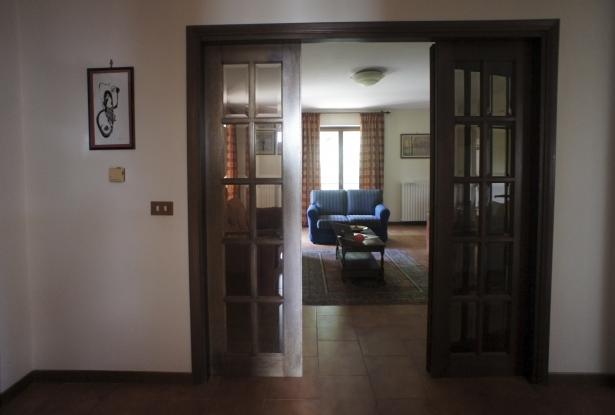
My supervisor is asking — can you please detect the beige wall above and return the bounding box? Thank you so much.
[384,109,430,221]
[7,0,615,388]
[0,0,32,393]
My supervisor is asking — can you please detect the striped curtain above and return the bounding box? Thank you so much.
[302,113,321,227]
[225,125,238,199]
[359,113,385,189]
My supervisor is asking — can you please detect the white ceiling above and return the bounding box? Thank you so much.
[301,42,432,111]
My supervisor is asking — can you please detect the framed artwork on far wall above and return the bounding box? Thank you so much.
[400,133,430,158]
[87,67,135,150]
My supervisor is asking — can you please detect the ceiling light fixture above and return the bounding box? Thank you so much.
[351,68,385,86]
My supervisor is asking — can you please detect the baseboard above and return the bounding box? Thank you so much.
[0,370,193,407]
[0,371,34,407]
[548,372,615,387]
[389,221,427,225]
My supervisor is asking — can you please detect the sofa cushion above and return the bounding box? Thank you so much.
[347,189,382,215]
[346,214,382,229]
[316,215,349,230]
[310,190,347,215]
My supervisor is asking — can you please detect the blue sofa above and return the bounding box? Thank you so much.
[307,189,390,244]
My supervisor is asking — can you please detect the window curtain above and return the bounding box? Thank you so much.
[359,112,385,189]
[302,113,321,227]
[225,125,238,199]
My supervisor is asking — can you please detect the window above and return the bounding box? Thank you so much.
[320,127,360,190]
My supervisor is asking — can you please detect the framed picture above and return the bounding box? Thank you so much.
[255,128,276,155]
[87,67,135,150]
[400,133,430,158]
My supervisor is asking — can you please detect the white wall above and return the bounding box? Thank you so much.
[0,0,32,393]
[10,0,615,384]
[384,109,430,221]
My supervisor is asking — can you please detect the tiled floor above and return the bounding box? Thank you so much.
[3,226,614,414]
[4,305,615,414]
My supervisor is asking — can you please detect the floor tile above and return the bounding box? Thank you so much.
[364,356,429,399]
[266,377,320,399]
[318,323,357,341]
[357,327,409,356]
[376,398,439,415]
[303,306,317,328]
[262,399,320,415]
[303,326,318,357]
[318,376,374,401]
[318,341,367,375]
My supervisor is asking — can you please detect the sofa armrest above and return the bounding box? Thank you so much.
[375,204,390,223]
[307,204,320,221]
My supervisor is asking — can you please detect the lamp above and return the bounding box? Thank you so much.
[351,68,385,86]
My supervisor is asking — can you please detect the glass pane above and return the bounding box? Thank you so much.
[450,301,477,353]
[255,63,282,117]
[258,303,283,353]
[224,124,249,179]
[223,64,249,118]
[320,131,340,190]
[454,69,465,116]
[488,183,512,235]
[225,243,251,296]
[485,243,512,295]
[491,126,512,177]
[256,185,283,239]
[483,302,510,352]
[255,123,282,178]
[470,70,481,116]
[454,125,465,177]
[454,125,480,177]
[257,244,283,297]
[489,66,512,116]
[227,303,252,353]
[224,185,250,238]
[342,130,360,189]
[453,183,480,235]
[452,243,478,295]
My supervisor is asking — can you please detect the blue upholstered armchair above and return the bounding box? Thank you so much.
[307,189,390,244]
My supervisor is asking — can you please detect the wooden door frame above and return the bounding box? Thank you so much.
[186,19,559,384]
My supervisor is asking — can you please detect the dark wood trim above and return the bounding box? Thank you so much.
[186,19,559,384]
[548,373,615,387]
[0,370,192,407]
[0,371,34,407]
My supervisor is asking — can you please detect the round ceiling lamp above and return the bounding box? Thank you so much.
[351,68,385,86]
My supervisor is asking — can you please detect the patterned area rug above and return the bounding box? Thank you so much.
[302,248,428,305]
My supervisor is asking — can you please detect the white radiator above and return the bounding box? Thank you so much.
[401,182,430,222]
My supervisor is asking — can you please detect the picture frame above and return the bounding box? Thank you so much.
[255,128,276,155]
[400,133,430,158]
[87,67,135,150]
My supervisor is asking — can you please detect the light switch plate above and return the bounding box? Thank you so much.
[151,201,174,216]
[109,167,125,183]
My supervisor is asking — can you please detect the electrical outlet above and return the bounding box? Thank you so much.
[151,201,174,216]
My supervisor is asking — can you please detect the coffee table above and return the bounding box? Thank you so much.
[333,225,386,283]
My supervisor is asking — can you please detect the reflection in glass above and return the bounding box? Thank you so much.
[452,243,479,295]
[483,302,510,352]
[255,123,282,178]
[224,184,250,238]
[256,185,283,239]
[454,125,480,177]
[224,124,250,179]
[227,303,252,353]
[258,303,283,353]
[223,64,249,117]
[491,126,512,177]
[453,183,480,235]
[485,243,512,294]
[470,71,481,116]
[257,244,283,297]
[450,301,477,353]
[490,73,511,116]
[255,63,282,117]
[225,243,251,296]
[488,183,512,235]
[454,69,465,116]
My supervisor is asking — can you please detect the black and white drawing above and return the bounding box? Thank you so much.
[88,67,135,149]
